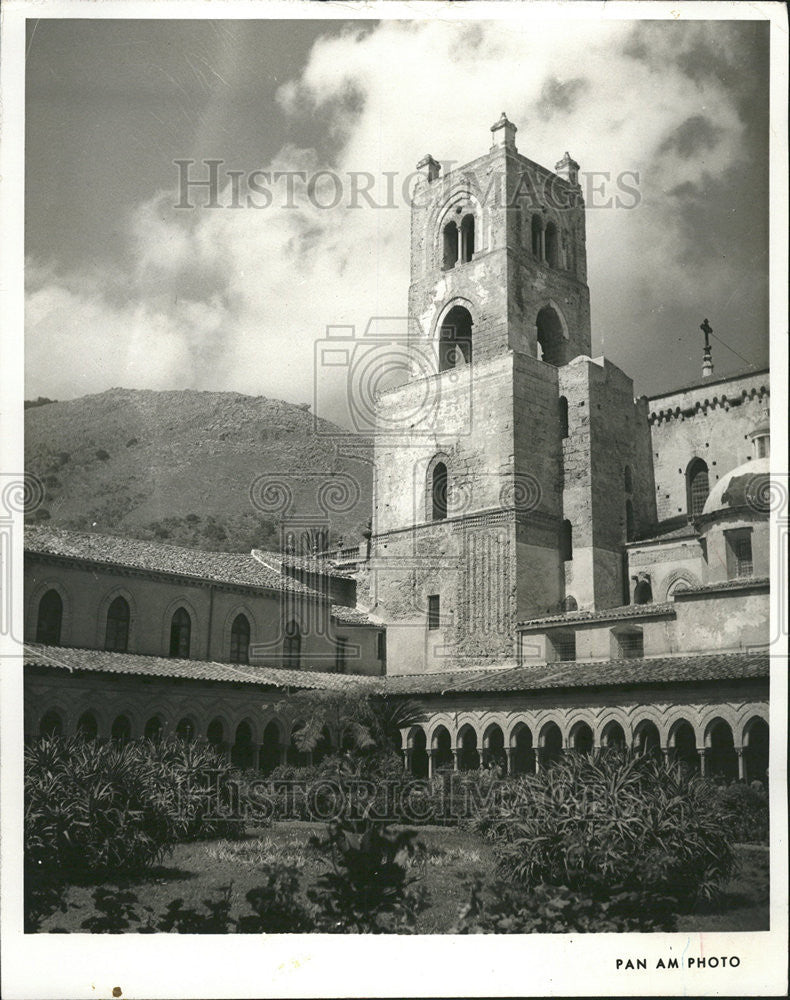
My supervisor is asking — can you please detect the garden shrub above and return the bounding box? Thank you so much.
[453,879,678,934]
[713,782,769,844]
[308,819,428,933]
[488,751,735,908]
[25,736,242,883]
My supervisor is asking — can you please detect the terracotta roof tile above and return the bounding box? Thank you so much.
[24,646,767,696]
[673,576,769,596]
[25,527,319,596]
[519,602,675,630]
[24,644,374,690]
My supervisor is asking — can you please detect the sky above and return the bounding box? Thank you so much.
[25,16,770,424]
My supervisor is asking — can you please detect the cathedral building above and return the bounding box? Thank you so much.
[23,116,770,785]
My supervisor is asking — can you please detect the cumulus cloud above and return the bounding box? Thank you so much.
[25,18,764,415]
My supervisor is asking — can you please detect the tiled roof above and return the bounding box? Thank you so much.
[252,549,355,581]
[25,527,319,596]
[628,522,698,545]
[24,644,374,691]
[519,602,675,630]
[331,605,379,626]
[674,577,769,596]
[24,645,767,696]
[377,651,769,694]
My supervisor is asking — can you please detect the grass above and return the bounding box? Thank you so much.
[34,824,769,934]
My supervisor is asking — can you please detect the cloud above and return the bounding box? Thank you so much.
[26,19,764,412]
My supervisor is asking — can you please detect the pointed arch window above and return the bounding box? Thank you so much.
[230,613,250,664]
[531,214,543,257]
[36,589,62,645]
[169,607,191,658]
[442,221,458,270]
[545,222,559,268]
[431,461,448,521]
[104,595,130,652]
[460,214,475,262]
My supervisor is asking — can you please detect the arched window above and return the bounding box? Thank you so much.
[111,715,132,741]
[625,499,635,542]
[169,607,191,658]
[624,465,633,493]
[545,222,559,268]
[144,716,164,741]
[207,718,225,749]
[283,620,301,669]
[536,305,566,366]
[439,305,473,372]
[104,595,130,652]
[460,214,475,263]
[531,214,543,257]
[634,579,653,605]
[686,458,709,516]
[176,717,196,741]
[442,220,458,270]
[560,520,573,561]
[76,711,98,740]
[39,709,63,738]
[36,589,62,645]
[431,462,448,521]
[559,396,569,439]
[229,613,250,664]
[231,721,255,770]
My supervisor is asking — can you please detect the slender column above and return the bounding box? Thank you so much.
[661,747,670,768]
[736,747,746,781]
[504,747,513,776]
[452,748,459,772]
[540,229,546,261]
[698,747,708,776]
[402,749,412,773]
[534,748,542,773]
[457,227,463,265]
[427,749,434,780]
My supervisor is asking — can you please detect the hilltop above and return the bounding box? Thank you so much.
[25,388,372,553]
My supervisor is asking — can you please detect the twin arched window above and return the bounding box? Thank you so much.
[442,214,475,270]
[169,607,191,659]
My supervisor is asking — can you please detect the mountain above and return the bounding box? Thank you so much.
[25,388,373,553]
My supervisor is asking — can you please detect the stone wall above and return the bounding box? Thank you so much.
[25,555,383,674]
[647,370,769,521]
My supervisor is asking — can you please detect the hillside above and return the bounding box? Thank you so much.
[25,388,373,553]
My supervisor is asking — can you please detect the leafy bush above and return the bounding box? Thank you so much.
[453,879,677,934]
[307,819,427,933]
[25,737,241,881]
[713,782,769,844]
[488,751,735,908]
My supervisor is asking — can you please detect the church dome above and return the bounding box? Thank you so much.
[702,457,770,516]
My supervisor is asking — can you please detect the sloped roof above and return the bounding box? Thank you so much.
[331,605,379,626]
[519,602,675,630]
[24,645,767,696]
[379,651,769,694]
[24,644,374,690]
[25,527,319,596]
[252,549,356,581]
[673,577,769,596]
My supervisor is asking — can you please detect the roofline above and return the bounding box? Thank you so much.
[24,548,329,602]
[646,366,769,402]
[518,604,676,631]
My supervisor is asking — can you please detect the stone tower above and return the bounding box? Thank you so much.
[369,115,655,674]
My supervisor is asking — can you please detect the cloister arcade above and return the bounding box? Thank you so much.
[399,706,769,784]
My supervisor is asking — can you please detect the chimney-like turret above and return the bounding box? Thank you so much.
[555,151,580,186]
[490,111,518,151]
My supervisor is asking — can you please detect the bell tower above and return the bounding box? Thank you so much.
[368,116,650,675]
